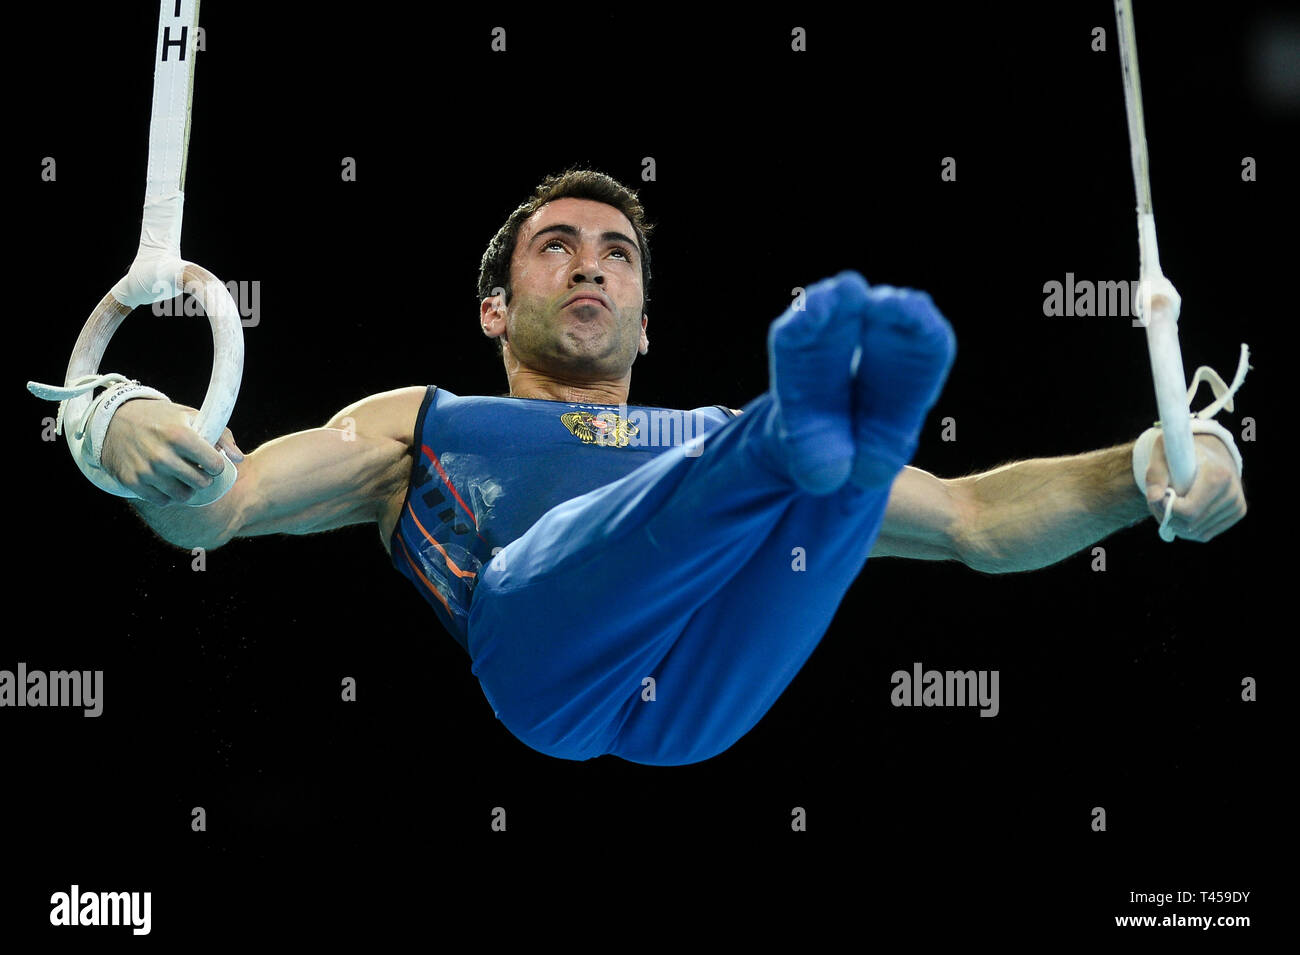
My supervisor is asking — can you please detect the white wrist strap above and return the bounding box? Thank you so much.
[29,373,171,499]
[1132,344,1250,541]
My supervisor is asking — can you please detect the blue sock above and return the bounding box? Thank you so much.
[766,272,866,494]
[850,285,956,489]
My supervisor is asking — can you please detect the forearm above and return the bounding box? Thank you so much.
[130,492,241,552]
[116,388,420,552]
[128,427,402,550]
[953,442,1149,574]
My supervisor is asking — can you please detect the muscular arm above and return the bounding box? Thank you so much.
[871,444,1150,573]
[724,406,1138,569]
[130,387,422,551]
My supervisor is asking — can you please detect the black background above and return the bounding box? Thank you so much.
[4,1,1288,942]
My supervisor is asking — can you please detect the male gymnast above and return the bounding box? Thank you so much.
[98,170,1248,766]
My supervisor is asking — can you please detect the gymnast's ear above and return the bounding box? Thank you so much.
[480,293,506,339]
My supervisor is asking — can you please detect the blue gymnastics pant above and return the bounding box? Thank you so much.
[467,390,890,766]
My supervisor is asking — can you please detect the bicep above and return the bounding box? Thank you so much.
[232,430,410,540]
[728,410,966,560]
[869,466,971,562]
[231,388,422,541]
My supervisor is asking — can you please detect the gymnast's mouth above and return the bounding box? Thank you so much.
[562,290,611,310]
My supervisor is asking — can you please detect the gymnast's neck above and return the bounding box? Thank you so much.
[501,364,633,406]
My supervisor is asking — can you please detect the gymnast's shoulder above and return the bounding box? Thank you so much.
[325,386,429,445]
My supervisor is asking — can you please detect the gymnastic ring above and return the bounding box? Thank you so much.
[61,262,244,507]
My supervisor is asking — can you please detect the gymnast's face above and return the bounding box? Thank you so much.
[489,198,649,380]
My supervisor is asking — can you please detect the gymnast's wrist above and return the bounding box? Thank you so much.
[89,381,171,468]
[1130,421,1243,496]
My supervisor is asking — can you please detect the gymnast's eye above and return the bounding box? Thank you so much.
[543,239,632,261]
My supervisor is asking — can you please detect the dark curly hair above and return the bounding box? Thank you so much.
[478,168,655,356]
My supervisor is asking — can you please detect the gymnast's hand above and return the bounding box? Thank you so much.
[1142,432,1247,542]
[101,398,245,505]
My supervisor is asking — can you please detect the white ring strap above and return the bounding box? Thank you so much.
[26,0,243,507]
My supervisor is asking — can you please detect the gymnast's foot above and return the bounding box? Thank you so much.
[850,281,956,489]
[766,272,865,494]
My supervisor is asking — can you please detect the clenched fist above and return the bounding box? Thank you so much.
[1143,432,1247,541]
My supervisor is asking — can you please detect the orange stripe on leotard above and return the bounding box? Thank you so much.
[396,532,453,616]
[405,502,477,579]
